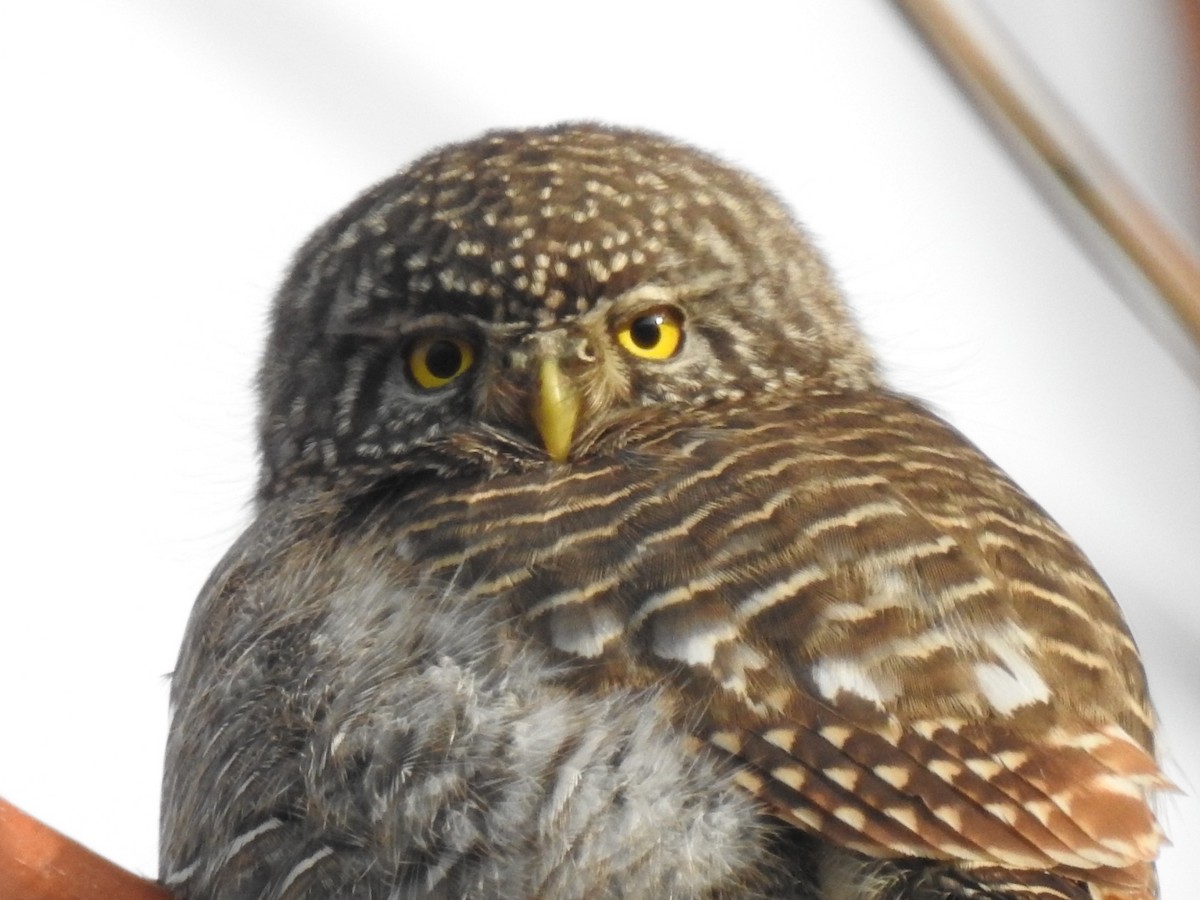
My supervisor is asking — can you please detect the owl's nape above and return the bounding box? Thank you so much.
[162,124,1168,900]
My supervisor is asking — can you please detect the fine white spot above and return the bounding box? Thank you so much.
[586,258,610,282]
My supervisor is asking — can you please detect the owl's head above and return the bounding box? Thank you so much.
[258,124,878,496]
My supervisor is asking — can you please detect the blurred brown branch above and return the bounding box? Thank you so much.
[891,0,1200,356]
[0,797,171,900]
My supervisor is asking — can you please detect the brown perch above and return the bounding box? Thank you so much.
[0,797,171,900]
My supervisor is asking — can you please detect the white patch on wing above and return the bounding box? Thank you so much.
[865,570,918,608]
[720,641,769,692]
[973,626,1050,714]
[652,618,739,666]
[549,603,624,657]
[811,656,894,704]
[814,571,918,639]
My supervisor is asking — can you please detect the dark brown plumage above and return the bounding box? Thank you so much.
[162,124,1167,900]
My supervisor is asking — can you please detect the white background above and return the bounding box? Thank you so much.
[3,0,1197,894]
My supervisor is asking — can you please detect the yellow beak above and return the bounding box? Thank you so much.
[531,358,579,463]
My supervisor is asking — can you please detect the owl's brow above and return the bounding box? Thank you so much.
[324,311,518,340]
[608,277,732,318]
[473,318,532,336]
[474,305,615,336]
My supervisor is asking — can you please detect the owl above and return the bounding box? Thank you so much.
[160,124,1169,900]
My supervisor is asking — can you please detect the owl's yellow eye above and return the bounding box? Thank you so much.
[406,336,476,389]
[615,308,684,360]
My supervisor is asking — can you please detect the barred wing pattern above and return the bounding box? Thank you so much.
[162,124,1167,900]
[363,391,1166,899]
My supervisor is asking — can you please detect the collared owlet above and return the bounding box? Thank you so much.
[160,124,1169,900]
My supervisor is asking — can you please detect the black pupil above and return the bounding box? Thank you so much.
[425,340,463,379]
[630,315,664,349]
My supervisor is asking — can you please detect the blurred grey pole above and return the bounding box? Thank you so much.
[890,0,1200,378]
